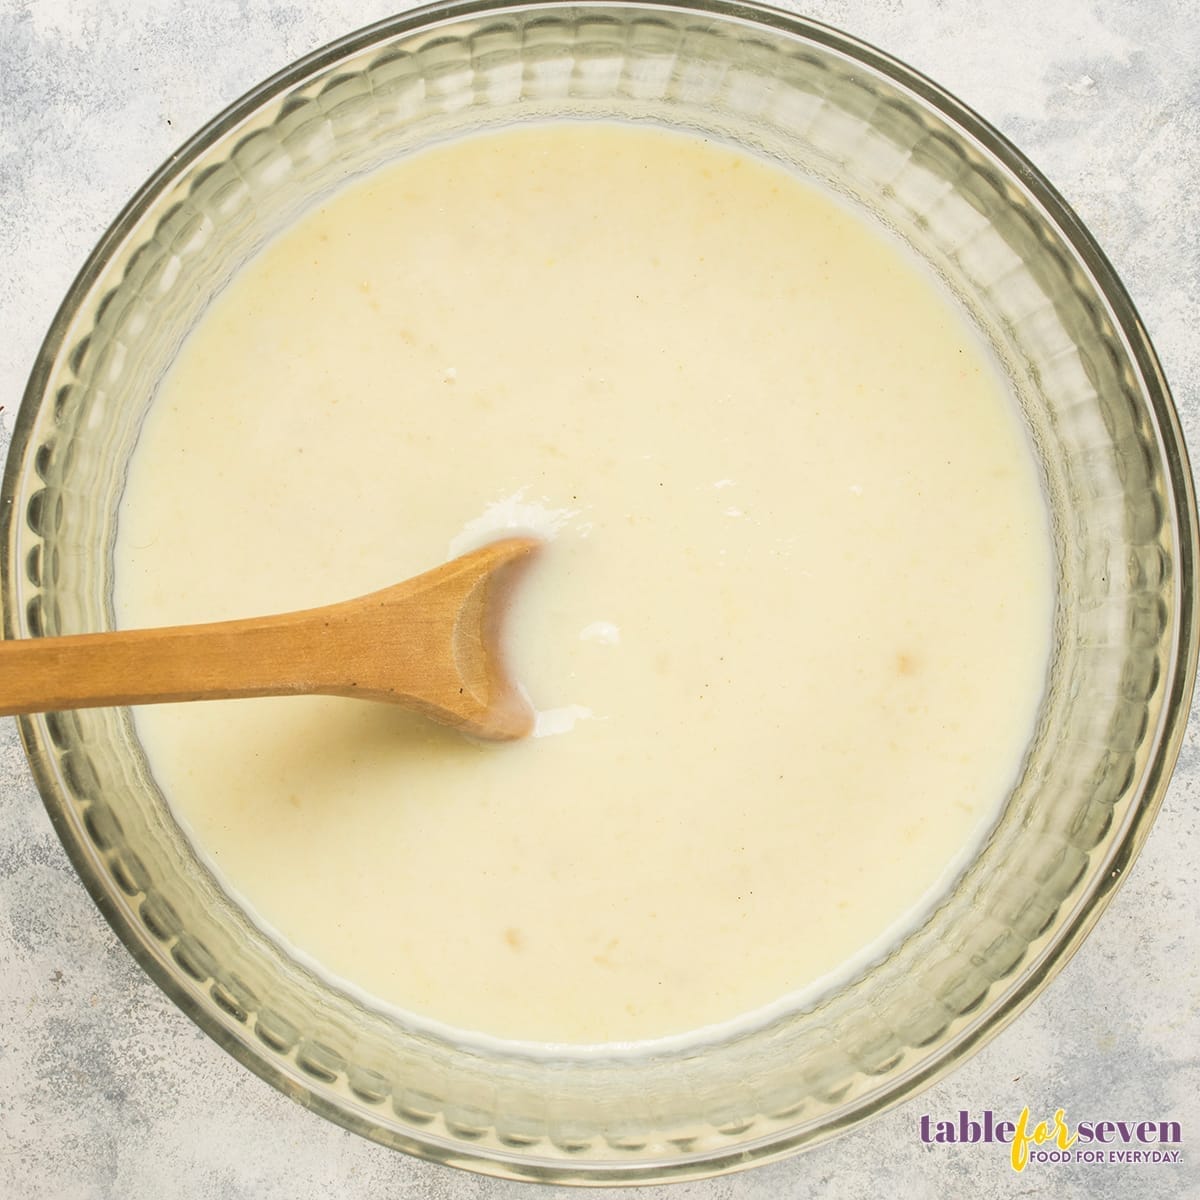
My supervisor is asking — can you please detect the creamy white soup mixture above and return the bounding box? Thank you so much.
[115,124,1053,1045]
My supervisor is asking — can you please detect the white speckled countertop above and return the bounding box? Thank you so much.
[1,1,1197,1196]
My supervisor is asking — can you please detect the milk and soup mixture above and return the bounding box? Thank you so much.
[115,124,1052,1045]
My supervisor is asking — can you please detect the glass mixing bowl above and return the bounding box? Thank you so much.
[2,0,1196,1184]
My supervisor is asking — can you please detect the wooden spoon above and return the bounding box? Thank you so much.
[0,537,539,741]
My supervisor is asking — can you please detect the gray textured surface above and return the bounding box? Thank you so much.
[1,1,1196,1196]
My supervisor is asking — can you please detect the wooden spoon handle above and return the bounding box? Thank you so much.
[0,614,335,714]
[0,537,538,740]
